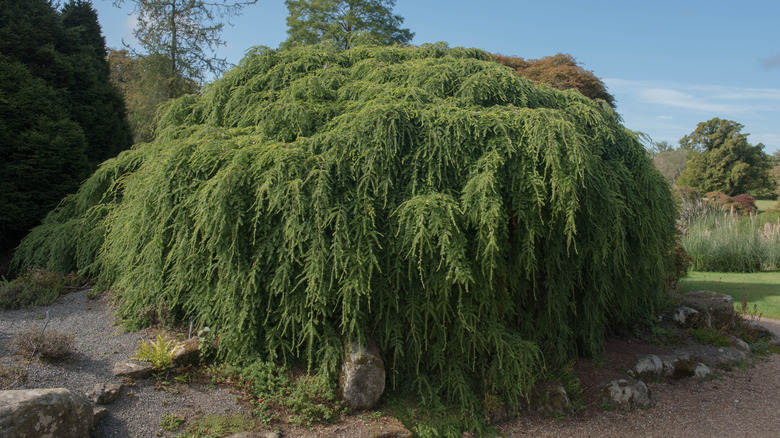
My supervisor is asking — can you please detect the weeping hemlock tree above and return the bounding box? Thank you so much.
[16,43,677,411]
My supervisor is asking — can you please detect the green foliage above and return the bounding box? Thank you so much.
[682,210,780,272]
[677,118,775,197]
[160,413,186,431]
[690,327,732,347]
[0,268,85,310]
[108,50,198,142]
[284,0,413,49]
[217,360,342,425]
[174,413,257,438]
[0,0,131,255]
[16,43,677,413]
[132,333,182,370]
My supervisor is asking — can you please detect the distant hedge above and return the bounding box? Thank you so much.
[16,43,677,411]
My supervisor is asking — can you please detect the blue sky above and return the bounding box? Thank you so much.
[93,0,780,154]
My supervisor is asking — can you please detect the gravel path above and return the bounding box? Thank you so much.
[0,289,243,438]
[3,289,780,437]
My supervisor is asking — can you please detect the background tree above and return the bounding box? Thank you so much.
[108,49,197,142]
[677,118,774,197]
[494,53,616,108]
[770,150,780,202]
[0,0,130,266]
[650,141,688,186]
[283,0,413,49]
[60,0,133,163]
[114,0,257,92]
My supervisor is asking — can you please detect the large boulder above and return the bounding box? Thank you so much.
[0,388,94,437]
[681,291,735,328]
[340,340,385,410]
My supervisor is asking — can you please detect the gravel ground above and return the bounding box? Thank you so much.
[0,289,243,438]
[3,289,780,437]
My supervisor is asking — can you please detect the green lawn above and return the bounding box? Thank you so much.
[755,199,777,213]
[680,271,780,320]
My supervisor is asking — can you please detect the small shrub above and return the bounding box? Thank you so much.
[732,194,757,214]
[671,358,697,380]
[0,268,91,310]
[132,333,182,370]
[10,327,74,360]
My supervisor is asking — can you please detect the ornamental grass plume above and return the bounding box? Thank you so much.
[14,42,677,412]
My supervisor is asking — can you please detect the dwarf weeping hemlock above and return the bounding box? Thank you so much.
[16,43,677,411]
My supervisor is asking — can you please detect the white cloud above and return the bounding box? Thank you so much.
[639,87,730,113]
[657,115,673,120]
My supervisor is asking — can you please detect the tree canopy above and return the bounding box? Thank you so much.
[494,53,615,108]
[16,43,676,413]
[677,118,775,197]
[283,0,413,49]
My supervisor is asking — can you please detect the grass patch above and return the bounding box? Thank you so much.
[689,327,731,347]
[681,271,780,319]
[755,199,777,213]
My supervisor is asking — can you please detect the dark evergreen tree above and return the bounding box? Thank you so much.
[60,0,133,164]
[0,0,131,257]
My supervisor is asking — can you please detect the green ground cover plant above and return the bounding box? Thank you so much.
[14,43,677,426]
[681,271,780,319]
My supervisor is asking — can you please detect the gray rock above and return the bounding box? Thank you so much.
[601,379,653,410]
[714,347,746,368]
[681,291,735,328]
[633,354,663,380]
[657,352,691,377]
[87,382,122,405]
[531,384,571,417]
[340,340,385,410]
[92,406,108,427]
[673,306,705,328]
[171,338,200,366]
[694,363,712,380]
[112,361,154,379]
[731,336,752,356]
[0,388,94,437]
